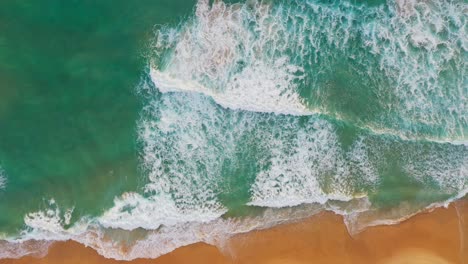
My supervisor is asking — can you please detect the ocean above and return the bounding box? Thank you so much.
[0,0,466,260]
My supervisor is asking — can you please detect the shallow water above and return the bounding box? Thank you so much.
[0,0,466,260]
[0,0,195,234]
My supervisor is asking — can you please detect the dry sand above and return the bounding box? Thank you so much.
[1,200,466,264]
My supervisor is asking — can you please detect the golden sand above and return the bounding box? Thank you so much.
[1,200,466,264]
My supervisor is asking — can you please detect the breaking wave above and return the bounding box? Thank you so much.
[1,0,467,261]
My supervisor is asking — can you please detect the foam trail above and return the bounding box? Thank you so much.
[140,76,466,214]
[152,0,467,140]
[98,192,225,230]
[151,68,468,145]
[0,200,328,260]
[150,0,311,115]
[248,118,357,207]
[404,146,468,193]
[1,0,468,261]
[0,240,53,259]
[0,166,6,190]
[344,188,468,235]
[1,194,465,260]
[138,81,382,210]
[150,69,312,115]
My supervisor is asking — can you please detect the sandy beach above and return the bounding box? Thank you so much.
[1,199,466,264]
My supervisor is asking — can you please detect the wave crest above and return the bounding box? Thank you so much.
[151,0,467,140]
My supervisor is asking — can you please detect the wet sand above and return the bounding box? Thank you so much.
[1,200,466,264]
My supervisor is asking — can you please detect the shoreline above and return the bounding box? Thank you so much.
[1,199,466,264]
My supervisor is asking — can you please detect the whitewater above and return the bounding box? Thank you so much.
[0,167,5,191]
[0,0,466,261]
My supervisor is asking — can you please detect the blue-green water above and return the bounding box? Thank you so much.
[0,0,466,260]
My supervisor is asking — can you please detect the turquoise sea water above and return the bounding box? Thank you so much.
[0,0,466,260]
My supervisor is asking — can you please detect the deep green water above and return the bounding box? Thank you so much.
[0,0,195,234]
[0,0,466,260]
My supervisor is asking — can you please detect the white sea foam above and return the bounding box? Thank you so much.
[248,118,355,207]
[0,240,53,259]
[1,197,371,260]
[98,192,225,230]
[92,204,329,260]
[150,69,311,115]
[140,67,466,235]
[361,0,467,137]
[342,136,468,234]
[2,0,467,261]
[20,199,84,242]
[152,0,467,139]
[0,197,325,260]
[138,83,381,209]
[347,137,379,186]
[0,166,6,190]
[344,188,468,235]
[150,0,309,115]
[151,67,468,145]
[148,0,467,218]
[138,94,231,227]
[404,146,468,193]
[2,193,465,260]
